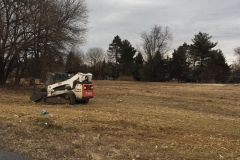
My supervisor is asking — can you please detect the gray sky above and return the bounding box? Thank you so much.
[81,0,240,64]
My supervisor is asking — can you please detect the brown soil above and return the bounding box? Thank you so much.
[0,81,240,160]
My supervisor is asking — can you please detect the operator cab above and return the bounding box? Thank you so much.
[45,72,74,85]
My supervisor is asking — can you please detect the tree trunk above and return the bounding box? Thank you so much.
[0,58,5,85]
[14,63,20,85]
[115,52,118,80]
[0,49,6,85]
[0,72,6,85]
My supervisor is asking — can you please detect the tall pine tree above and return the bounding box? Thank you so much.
[133,52,144,81]
[107,35,122,79]
[190,32,218,82]
[170,43,189,82]
[119,40,136,76]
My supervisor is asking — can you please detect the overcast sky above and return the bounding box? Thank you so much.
[81,0,240,64]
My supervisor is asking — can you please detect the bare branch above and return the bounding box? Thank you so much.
[141,25,172,62]
[234,47,240,62]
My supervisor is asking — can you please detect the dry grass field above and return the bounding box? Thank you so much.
[0,81,240,160]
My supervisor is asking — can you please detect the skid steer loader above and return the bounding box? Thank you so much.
[30,72,94,104]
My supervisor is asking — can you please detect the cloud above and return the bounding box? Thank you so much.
[82,0,240,63]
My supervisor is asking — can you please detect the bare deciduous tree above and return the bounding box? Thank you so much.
[65,48,85,73]
[86,48,105,66]
[86,48,105,79]
[0,0,88,85]
[234,47,240,62]
[141,25,172,62]
[141,25,172,81]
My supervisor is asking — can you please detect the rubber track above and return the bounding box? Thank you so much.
[69,92,76,105]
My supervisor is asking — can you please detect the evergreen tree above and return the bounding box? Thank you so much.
[65,51,84,73]
[202,50,230,83]
[133,52,144,81]
[170,44,189,82]
[107,35,122,79]
[119,40,136,76]
[190,32,218,82]
[153,51,166,81]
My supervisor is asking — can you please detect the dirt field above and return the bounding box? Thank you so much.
[0,81,240,160]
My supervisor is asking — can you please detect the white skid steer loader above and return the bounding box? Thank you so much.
[30,72,94,105]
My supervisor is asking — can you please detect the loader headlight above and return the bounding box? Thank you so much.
[84,86,87,90]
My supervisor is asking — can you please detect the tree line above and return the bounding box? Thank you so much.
[1,0,239,85]
[81,28,231,83]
